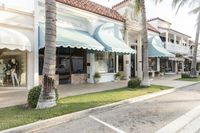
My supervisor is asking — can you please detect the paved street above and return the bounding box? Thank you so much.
[36,83,200,133]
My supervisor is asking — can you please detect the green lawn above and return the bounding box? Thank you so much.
[176,76,200,82]
[0,85,172,131]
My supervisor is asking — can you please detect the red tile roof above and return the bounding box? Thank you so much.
[56,0,124,22]
[147,23,160,33]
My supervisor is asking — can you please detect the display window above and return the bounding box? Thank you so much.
[95,52,116,73]
[0,49,27,87]
[39,47,87,84]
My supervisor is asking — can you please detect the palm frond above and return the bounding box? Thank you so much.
[189,6,200,15]
[171,0,188,11]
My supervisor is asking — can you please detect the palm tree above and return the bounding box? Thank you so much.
[157,0,200,77]
[134,0,150,86]
[37,0,57,109]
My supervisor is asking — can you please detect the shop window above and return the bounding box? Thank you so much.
[95,52,116,73]
[0,49,27,87]
[39,47,86,75]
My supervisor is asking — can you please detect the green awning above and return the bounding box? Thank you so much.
[148,36,175,58]
[94,23,135,54]
[39,23,105,51]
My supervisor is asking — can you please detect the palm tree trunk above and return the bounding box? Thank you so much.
[140,0,150,86]
[43,0,57,93]
[190,12,200,77]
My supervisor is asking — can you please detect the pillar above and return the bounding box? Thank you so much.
[123,29,131,80]
[157,58,160,72]
[181,61,184,73]
[116,55,119,73]
[87,53,95,83]
[31,0,39,90]
[165,32,169,43]
[174,34,176,44]
[166,60,169,72]
[175,61,178,73]
[181,37,184,45]
[137,34,143,79]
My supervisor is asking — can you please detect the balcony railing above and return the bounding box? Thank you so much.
[164,42,190,55]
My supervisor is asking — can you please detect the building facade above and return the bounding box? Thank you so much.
[0,4,38,89]
[148,18,192,74]
[36,0,137,85]
[1,0,197,90]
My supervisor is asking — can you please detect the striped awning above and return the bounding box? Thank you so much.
[39,23,105,51]
[94,23,135,54]
[148,36,175,58]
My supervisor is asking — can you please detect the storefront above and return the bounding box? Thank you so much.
[39,22,134,84]
[0,27,32,88]
[148,36,175,77]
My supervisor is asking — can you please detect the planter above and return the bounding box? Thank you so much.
[94,78,100,84]
[115,76,120,81]
[160,72,164,76]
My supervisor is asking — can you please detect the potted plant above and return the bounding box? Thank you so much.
[114,72,122,81]
[94,72,101,83]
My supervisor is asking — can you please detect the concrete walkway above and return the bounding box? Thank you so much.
[151,74,197,88]
[0,74,198,108]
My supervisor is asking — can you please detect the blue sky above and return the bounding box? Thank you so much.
[0,0,197,40]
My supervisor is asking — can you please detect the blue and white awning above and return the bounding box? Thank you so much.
[148,36,175,58]
[94,23,135,54]
[39,23,105,51]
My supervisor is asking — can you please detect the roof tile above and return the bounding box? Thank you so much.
[56,0,124,22]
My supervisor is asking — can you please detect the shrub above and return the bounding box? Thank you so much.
[128,78,141,88]
[28,86,42,108]
[181,72,190,78]
[115,72,122,80]
[94,72,101,78]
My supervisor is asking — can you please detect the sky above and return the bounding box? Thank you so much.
[0,0,197,40]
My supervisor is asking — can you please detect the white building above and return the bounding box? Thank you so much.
[148,17,192,73]
[36,0,138,85]
[0,4,38,89]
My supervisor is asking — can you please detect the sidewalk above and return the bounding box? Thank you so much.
[0,74,198,108]
[151,74,197,88]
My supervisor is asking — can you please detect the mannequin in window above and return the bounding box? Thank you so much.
[10,58,19,86]
[0,59,6,86]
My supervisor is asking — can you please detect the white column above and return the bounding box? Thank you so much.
[157,58,160,72]
[27,52,34,90]
[26,0,39,90]
[165,32,169,43]
[32,0,39,89]
[175,61,178,73]
[174,34,177,44]
[181,61,184,73]
[181,37,184,45]
[137,34,143,79]
[87,53,95,83]
[116,55,119,73]
[123,29,131,80]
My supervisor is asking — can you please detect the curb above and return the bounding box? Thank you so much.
[1,82,199,133]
